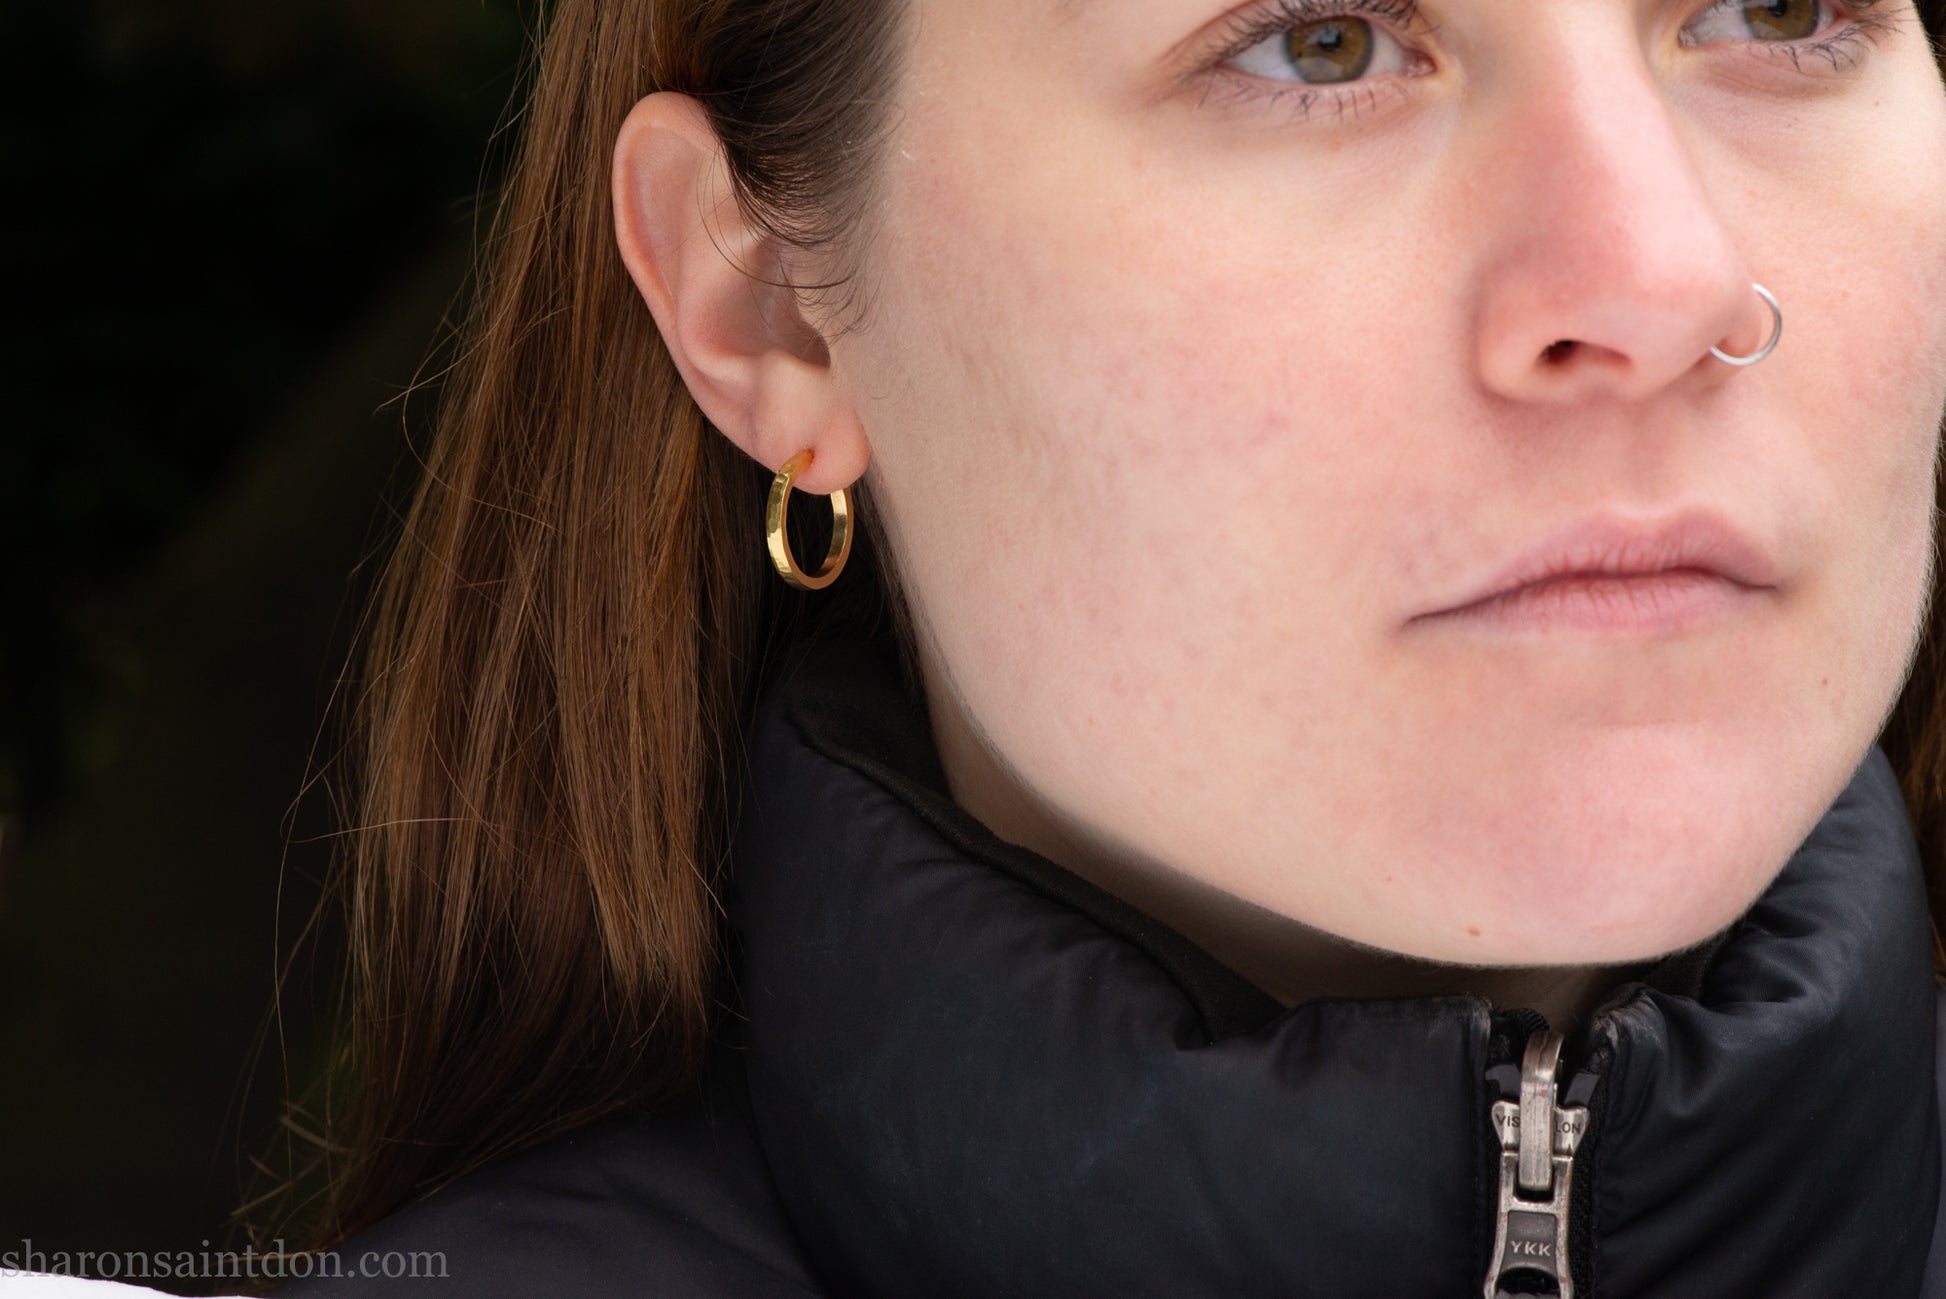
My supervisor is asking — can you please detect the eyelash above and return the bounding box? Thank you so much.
[1198,0,1900,123]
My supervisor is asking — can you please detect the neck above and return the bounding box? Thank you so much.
[924,663,1654,1034]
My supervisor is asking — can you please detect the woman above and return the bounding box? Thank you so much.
[224,0,1946,1294]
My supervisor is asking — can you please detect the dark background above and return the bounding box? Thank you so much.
[2,1,532,1289]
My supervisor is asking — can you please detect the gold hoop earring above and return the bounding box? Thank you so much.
[765,448,853,591]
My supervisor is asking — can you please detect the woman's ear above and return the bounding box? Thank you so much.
[612,91,870,496]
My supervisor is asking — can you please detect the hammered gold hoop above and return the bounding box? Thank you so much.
[765,449,853,591]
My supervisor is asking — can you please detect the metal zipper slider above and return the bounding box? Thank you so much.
[1483,1029,1591,1299]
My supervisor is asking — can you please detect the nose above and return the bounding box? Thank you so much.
[1469,31,1760,405]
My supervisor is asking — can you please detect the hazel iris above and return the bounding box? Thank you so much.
[1743,0,1819,40]
[1285,18,1376,84]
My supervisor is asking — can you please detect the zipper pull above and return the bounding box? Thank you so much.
[1483,1029,1591,1299]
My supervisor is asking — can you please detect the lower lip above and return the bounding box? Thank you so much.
[1421,568,1763,635]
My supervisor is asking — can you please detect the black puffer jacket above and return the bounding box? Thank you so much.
[279,624,1946,1297]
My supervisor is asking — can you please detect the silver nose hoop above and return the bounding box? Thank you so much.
[1710,283,1783,368]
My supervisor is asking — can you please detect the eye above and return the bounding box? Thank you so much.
[1682,0,1837,46]
[1226,13,1424,87]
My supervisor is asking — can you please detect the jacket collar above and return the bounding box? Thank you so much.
[725,621,1941,1296]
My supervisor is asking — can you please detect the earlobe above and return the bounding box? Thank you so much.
[611,91,870,497]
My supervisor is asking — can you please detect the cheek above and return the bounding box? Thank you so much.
[860,125,1419,684]
[861,242,1361,855]
[1788,124,1946,710]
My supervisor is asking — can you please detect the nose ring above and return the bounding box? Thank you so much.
[1710,283,1783,367]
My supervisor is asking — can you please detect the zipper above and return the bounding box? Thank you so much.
[1482,1026,1597,1299]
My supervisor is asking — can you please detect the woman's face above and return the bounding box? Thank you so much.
[821,0,1946,965]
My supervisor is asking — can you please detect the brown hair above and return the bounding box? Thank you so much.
[260,0,1946,1254]
[255,0,915,1251]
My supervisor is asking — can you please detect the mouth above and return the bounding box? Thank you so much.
[1412,511,1780,636]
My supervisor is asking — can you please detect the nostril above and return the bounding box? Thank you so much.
[1543,339,1579,364]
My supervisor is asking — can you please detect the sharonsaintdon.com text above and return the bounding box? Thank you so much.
[0,1240,448,1282]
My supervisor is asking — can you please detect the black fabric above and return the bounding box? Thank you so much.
[277,617,1946,1297]
[271,1030,825,1297]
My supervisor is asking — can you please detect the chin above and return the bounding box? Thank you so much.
[1367,724,1866,967]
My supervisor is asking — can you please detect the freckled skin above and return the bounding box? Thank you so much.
[779,3,1946,1007]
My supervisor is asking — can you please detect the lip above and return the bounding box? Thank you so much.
[1412,510,1780,634]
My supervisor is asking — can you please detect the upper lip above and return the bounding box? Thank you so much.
[1419,509,1781,619]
